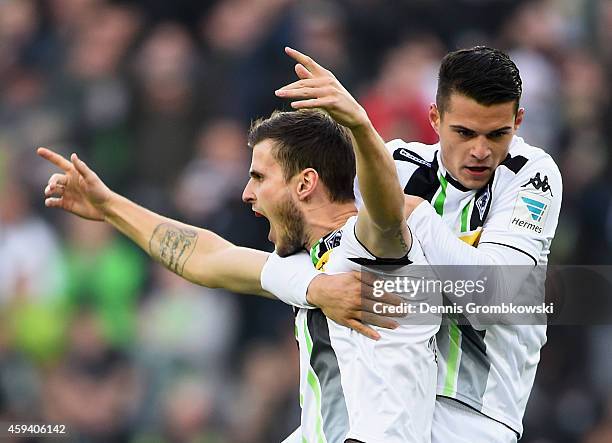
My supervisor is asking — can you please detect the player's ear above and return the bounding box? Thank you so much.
[514,108,525,130]
[296,168,318,201]
[429,103,440,134]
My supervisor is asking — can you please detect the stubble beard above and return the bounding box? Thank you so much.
[274,195,307,258]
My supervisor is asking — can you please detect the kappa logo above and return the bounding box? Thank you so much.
[521,172,553,196]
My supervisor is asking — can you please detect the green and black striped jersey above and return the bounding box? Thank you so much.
[354,135,562,436]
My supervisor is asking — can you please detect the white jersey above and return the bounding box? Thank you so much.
[294,216,440,443]
[354,136,561,437]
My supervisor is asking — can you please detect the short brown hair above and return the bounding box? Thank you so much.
[248,109,355,203]
[437,46,522,115]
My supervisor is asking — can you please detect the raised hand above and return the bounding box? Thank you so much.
[275,47,369,130]
[37,147,113,221]
[277,47,410,259]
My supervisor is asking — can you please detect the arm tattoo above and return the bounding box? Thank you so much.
[394,226,410,252]
[149,223,198,276]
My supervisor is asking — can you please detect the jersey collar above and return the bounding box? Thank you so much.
[310,229,343,270]
[435,150,472,193]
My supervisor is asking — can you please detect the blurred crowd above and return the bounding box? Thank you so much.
[0,0,611,442]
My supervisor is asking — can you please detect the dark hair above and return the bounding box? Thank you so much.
[436,46,522,114]
[248,109,356,203]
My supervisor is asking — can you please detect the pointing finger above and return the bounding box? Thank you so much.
[37,147,72,172]
[285,47,328,76]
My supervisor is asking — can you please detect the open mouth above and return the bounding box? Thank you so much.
[252,210,273,241]
[262,215,274,242]
[465,166,490,175]
[252,208,266,218]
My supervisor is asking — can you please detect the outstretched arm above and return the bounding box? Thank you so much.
[276,47,410,258]
[38,147,270,296]
[38,147,399,338]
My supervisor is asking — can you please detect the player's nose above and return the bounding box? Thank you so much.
[242,179,255,203]
[471,136,491,160]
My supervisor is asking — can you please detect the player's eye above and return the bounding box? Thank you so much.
[456,129,474,138]
[488,131,509,139]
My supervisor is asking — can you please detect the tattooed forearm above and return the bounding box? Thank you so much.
[394,225,411,252]
[149,223,198,276]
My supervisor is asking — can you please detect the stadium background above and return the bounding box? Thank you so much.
[0,0,611,441]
